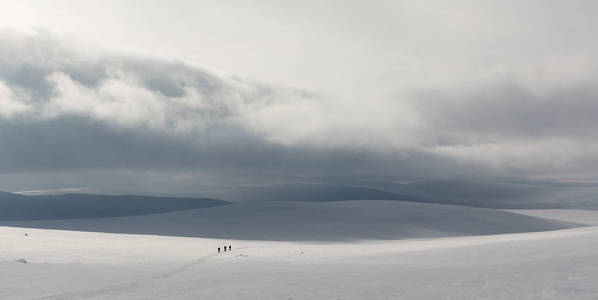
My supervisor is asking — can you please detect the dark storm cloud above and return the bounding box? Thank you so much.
[0,114,447,180]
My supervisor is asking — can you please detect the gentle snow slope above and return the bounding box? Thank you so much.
[0,200,579,241]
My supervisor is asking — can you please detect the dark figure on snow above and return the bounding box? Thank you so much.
[224,246,227,252]
[229,245,232,251]
[218,247,220,253]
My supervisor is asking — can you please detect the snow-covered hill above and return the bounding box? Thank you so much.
[1,200,579,241]
[2,198,594,299]
[1,209,598,299]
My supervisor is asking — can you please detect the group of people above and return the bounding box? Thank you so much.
[217,245,232,253]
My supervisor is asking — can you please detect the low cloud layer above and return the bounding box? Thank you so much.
[1,4,598,192]
[0,30,432,190]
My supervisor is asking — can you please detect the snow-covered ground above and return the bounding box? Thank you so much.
[1,203,598,299]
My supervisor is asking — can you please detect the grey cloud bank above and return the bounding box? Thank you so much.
[1,0,598,193]
[0,30,432,190]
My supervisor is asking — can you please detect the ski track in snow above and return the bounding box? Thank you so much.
[153,247,248,280]
[29,246,251,299]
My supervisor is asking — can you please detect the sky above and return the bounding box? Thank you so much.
[0,0,597,193]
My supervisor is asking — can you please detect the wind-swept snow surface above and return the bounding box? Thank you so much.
[0,200,578,241]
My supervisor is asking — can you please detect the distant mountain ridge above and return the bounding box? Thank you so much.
[0,192,229,221]
[216,181,598,209]
[4,179,597,223]
[386,180,598,209]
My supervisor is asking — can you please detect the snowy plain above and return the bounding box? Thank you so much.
[1,201,598,299]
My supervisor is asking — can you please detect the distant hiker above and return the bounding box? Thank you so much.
[229,245,231,251]
[218,247,221,253]
[224,246,227,252]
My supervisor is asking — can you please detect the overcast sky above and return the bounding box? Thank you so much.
[0,0,597,193]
